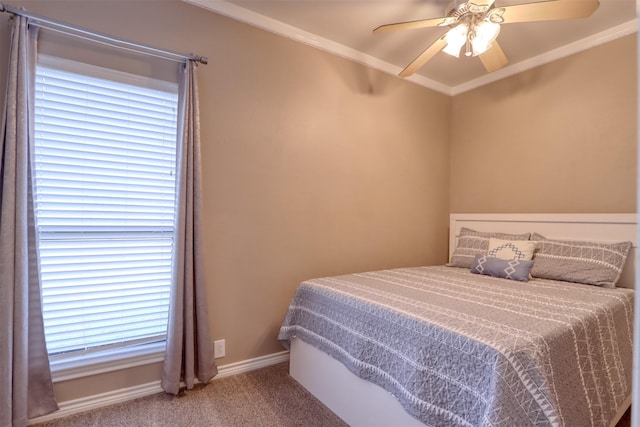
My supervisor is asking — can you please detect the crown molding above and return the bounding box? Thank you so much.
[451,19,639,95]
[185,0,637,97]
[184,0,453,95]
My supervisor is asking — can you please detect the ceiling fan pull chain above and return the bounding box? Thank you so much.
[465,34,473,57]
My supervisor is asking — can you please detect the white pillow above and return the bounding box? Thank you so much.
[487,238,536,261]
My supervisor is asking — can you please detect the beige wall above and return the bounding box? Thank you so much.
[1,1,451,402]
[450,34,637,214]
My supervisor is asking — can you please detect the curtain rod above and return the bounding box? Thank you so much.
[0,2,208,65]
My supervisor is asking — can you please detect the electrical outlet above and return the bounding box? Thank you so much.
[214,339,225,358]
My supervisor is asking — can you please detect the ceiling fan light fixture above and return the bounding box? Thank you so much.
[442,24,468,58]
[470,20,500,56]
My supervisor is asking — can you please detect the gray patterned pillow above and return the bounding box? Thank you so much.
[530,233,632,288]
[471,254,534,282]
[447,228,531,269]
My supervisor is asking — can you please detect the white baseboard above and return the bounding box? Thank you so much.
[29,350,290,425]
[213,349,290,380]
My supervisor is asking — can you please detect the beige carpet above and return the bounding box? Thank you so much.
[34,362,348,427]
[32,361,633,427]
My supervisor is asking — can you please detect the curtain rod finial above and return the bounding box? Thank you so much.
[194,55,208,65]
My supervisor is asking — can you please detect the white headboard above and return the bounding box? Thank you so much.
[449,213,637,289]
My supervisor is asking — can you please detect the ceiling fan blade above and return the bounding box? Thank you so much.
[373,17,449,34]
[479,41,508,72]
[500,0,599,24]
[399,36,447,77]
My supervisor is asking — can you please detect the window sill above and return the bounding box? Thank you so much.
[50,342,166,382]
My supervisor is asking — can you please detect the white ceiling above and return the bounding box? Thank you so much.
[187,0,637,95]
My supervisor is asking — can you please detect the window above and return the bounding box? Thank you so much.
[33,55,179,374]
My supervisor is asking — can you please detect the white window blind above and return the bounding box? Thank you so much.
[33,56,179,357]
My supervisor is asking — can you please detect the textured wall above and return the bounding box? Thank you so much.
[0,0,451,403]
[450,35,637,214]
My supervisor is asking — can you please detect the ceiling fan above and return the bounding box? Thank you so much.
[373,0,600,77]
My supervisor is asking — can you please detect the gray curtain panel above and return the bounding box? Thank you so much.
[161,60,218,394]
[0,16,58,426]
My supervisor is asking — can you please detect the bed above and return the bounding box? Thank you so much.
[278,214,636,427]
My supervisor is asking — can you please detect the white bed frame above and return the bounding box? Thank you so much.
[289,213,637,427]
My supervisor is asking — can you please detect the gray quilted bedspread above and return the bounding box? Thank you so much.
[278,266,634,427]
